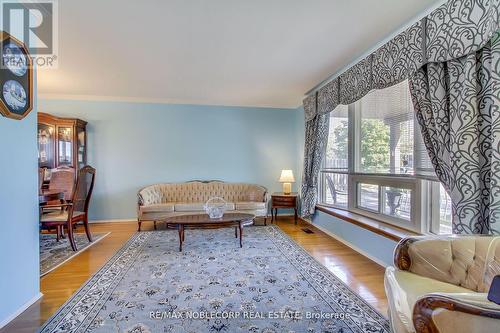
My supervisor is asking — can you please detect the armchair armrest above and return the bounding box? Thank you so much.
[394,236,421,271]
[413,293,500,333]
[137,193,144,207]
[263,191,270,203]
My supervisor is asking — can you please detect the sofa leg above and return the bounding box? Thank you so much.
[137,220,142,232]
[264,217,267,226]
[154,221,157,230]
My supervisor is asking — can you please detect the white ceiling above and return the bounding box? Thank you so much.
[38,0,443,108]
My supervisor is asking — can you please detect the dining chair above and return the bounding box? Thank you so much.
[49,167,75,202]
[40,166,95,251]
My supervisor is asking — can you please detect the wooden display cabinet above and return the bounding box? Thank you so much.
[38,113,88,171]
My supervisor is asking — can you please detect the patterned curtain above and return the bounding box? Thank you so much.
[409,33,500,235]
[301,0,499,224]
[300,114,330,217]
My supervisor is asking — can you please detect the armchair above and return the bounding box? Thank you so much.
[385,235,500,333]
[40,166,95,251]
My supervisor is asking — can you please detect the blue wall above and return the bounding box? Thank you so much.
[312,210,397,266]
[0,98,39,324]
[39,99,302,220]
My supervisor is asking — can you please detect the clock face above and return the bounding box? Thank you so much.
[2,43,27,77]
[2,79,27,111]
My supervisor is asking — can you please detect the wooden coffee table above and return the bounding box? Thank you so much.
[163,213,255,251]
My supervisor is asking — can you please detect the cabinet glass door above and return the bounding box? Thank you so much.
[57,126,73,166]
[38,123,55,168]
[77,127,86,169]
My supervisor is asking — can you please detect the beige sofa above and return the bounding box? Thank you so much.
[385,235,500,333]
[137,181,269,231]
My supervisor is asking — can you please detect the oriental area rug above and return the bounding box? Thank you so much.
[40,226,390,333]
[40,232,109,276]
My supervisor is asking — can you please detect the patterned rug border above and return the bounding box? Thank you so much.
[39,232,148,333]
[265,226,389,330]
[40,232,111,277]
[39,226,389,332]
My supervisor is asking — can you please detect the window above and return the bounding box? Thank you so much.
[320,105,349,209]
[382,187,411,221]
[319,80,450,234]
[427,182,453,234]
[438,184,453,233]
[358,183,379,211]
[355,80,416,175]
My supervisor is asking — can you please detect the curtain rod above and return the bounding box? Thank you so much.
[304,0,447,97]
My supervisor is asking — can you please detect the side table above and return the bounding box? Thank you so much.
[271,192,298,224]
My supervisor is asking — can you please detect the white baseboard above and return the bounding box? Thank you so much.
[303,220,388,268]
[0,292,43,329]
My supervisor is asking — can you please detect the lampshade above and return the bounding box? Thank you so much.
[279,169,295,183]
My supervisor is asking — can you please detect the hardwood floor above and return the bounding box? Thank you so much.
[1,216,388,333]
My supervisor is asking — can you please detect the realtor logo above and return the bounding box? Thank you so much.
[1,0,58,68]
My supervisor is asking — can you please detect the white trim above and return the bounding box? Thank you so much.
[303,219,389,268]
[38,94,295,110]
[40,232,111,277]
[0,292,43,329]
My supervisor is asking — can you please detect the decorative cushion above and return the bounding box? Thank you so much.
[235,202,266,210]
[140,203,175,214]
[40,210,84,222]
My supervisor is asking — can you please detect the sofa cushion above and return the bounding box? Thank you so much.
[174,202,235,212]
[235,201,266,210]
[140,203,175,214]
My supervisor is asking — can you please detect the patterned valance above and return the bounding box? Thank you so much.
[339,56,373,105]
[304,0,500,121]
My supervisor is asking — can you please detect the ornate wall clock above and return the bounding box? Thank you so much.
[0,31,33,120]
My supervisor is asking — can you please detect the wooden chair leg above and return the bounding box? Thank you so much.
[137,219,142,232]
[66,221,77,251]
[83,216,93,242]
[56,226,61,242]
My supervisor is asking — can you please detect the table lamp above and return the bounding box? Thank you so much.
[279,169,295,195]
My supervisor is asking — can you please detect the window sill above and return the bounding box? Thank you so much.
[315,205,420,242]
